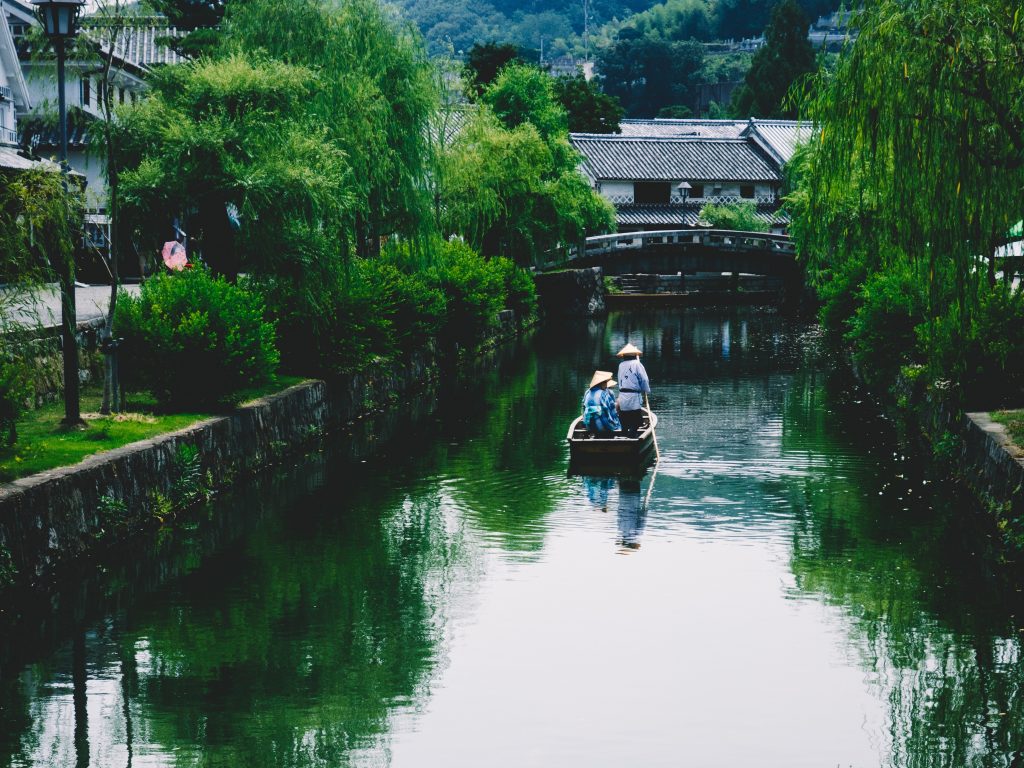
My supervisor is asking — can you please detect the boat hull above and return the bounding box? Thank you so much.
[566,408,658,460]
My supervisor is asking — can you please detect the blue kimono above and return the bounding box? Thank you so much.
[582,386,622,434]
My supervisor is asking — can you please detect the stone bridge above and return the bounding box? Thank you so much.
[544,229,799,277]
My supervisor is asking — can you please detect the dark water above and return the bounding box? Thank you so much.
[3,309,1024,768]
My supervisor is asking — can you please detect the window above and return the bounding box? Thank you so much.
[82,78,90,106]
[690,184,704,198]
[633,182,671,205]
[119,87,125,104]
[740,185,755,199]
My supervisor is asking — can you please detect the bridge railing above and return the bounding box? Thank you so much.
[538,229,797,271]
[578,229,796,259]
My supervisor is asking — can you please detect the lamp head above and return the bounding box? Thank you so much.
[32,0,86,40]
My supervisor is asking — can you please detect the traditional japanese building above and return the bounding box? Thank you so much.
[570,118,808,233]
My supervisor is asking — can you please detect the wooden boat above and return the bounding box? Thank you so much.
[566,407,658,460]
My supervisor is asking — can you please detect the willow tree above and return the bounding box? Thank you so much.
[223,0,438,260]
[436,64,615,266]
[114,54,350,279]
[0,168,77,443]
[794,0,1024,383]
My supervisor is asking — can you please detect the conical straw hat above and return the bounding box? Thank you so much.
[589,370,616,388]
[616,343,642,357]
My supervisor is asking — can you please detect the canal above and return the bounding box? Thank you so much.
[2,308,1023,767]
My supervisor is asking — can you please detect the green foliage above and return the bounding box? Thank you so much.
[258,237,534,373]
[596,33,704,118]
[95,493,130,540]
[698,201,768,232]
[465,41,523,97]
[0,340,33,448]
[794,0,1024,402]
[0,168,73,286]
[115,52,349,277]
[170,444,212,507]
[553,74,624,134]
[438,108,614,266]
[493,255,540,322]
[225,0,438,258]
[729,0,815,118]
[952,285,1024,406]
[845,264,925,394]
[115,268,279,409]
[427,239,506,349]
[483,64,568,142]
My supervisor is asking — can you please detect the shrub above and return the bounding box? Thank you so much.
[116,268,279,409]
[963,284,1024,406]
[428,239,507,349]
[492,255,538,322]
[697,201,769,232]
[845,263,925,394]
[0,340,32,446]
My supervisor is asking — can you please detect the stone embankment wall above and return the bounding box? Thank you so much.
[959,412,1024,520]
[0,332,495,587]
[534,267,606,317]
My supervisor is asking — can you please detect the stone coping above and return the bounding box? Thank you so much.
[0,380,318,499]
[966,412,1024,461]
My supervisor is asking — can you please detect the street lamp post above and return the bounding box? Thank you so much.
[34,0,85,426]
[676,181,692,229]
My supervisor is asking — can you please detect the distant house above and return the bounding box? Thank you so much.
[570,117,808,233]
[3,1,182,211]
[4,1,183,273]
[0,1,54,174]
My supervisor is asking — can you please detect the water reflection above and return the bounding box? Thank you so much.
[578,473,650,551]
[3,309,1023,768]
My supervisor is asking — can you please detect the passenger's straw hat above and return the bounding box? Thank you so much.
[616,343,643,357]
[589,370,616,388]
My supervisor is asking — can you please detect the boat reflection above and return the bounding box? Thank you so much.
[573,458,655,552]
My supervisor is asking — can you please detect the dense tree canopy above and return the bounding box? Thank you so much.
[596,32,704,117]
[464,41,525,97]
[438,64,615,264]
[790,0,1024,403]
[730,0,815,118]
[553,74,624,133]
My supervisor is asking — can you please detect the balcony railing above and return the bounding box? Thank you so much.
[0,85,11,102]
[603,194,780,207]
[0,127,17,145]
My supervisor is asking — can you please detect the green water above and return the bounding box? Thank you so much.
[2,309,1023,767]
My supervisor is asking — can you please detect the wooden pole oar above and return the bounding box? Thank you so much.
[644,392,660,463]
[643,453,659,509]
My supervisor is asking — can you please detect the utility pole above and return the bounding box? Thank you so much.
[583,0,590,63]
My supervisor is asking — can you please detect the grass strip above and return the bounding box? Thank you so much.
[0,376,306,483]
[992,409,1024,450]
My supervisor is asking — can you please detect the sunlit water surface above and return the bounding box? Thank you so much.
[2,310,1023,768]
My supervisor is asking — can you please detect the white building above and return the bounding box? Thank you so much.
[3,0,181,210]
[570,118,809,233]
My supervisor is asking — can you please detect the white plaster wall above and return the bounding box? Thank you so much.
[599,180,634,201]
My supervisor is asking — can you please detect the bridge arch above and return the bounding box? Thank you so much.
[547,229,799,277]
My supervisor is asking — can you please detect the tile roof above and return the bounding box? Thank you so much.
[0,144,53,170]
[570,135,780,182]
[741,120,809,165]
[613,119,748,139]
[614,204,788,228]
[86,19,185,68]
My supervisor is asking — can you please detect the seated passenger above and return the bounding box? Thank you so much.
[582,370,622,436]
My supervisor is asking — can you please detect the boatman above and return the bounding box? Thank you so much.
[582,370,621,436]
[615,343,651,438]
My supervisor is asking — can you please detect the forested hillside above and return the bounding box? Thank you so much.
[391,0,839,57]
